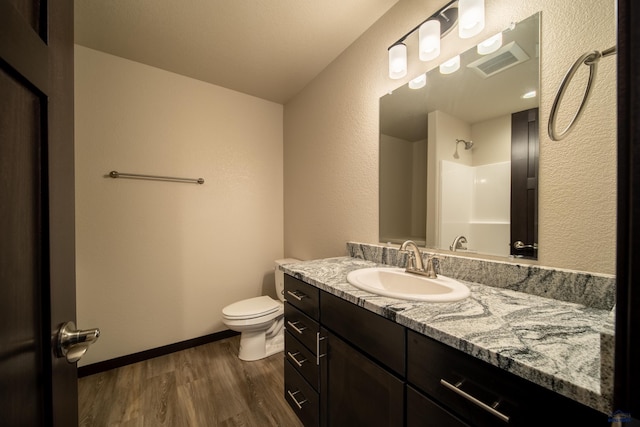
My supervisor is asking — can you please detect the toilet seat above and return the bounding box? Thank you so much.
[222,296,281,320]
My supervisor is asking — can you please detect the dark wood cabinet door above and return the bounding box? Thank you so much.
[406,385,469,427]
[326,331,404,427]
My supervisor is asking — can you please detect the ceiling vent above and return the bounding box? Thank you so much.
[467,41,530,78]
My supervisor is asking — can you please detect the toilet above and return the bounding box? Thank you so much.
[222,258,299,361]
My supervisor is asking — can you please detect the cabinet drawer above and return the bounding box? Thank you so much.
[285,360,319,427]
[285,303,320,352]
[407,330,607,426]
[406,385,468,427]
[285,275,319,320]
[285,331,320,390]
[321,291,405,376]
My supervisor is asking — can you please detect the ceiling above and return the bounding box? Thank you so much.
[74,0,399,104]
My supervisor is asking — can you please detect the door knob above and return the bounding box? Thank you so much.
[513,241,538,250]
[55,321,100,363]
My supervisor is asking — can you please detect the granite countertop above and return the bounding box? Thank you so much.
[281,256,614,414]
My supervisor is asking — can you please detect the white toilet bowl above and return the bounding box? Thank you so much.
[221,259,299,361]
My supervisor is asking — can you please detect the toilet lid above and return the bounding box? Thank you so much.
[222,296,281,319]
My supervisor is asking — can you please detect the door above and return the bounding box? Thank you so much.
[325,331,404,427]
[614,0,640,422]
[0,1,81,425]
[510,108,539,259]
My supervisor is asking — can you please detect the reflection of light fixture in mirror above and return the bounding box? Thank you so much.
[440,55,460,74]
[477,32,502,55]
[419,20,441,61]
[522,90,537,99]
[388,43,407,79]
[459,0,485,39]
[409,73,427,89]
[453,138,474,159]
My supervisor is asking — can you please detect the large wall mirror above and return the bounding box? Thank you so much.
[380,12,540,259]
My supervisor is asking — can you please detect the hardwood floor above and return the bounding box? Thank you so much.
[78,336,304,427]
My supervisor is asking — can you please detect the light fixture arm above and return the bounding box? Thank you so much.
[387,0,458,49]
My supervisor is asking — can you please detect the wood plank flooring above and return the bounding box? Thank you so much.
[78,336,304,427]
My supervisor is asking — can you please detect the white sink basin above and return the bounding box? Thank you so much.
[346,267,470,302]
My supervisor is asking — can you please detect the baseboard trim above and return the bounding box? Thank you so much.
[77,329,240,378]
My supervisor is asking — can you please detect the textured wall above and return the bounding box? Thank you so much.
[284,0,616,274]
[75,46,284,365]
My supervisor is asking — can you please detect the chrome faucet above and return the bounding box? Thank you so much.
[449,235,467,252]
[399,240,439,278]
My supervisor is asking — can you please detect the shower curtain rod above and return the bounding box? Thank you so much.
[108,170,205,185]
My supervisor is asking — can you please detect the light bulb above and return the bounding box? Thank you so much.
[388,44,407,79]
[459,0,485,39]
[409,73,427,89]
[477,32,502,55]
[419,20,441,61]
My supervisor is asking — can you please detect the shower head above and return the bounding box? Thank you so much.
[456,139,474,150]
[453,139,473,158]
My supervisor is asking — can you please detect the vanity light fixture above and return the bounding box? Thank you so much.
[477,32,502,55]
[387,0,486,79]
[388,43,408,79]
[458,0,485,39]
[419,20,441,61]
[440,55,461,74]
[409,73,427,89]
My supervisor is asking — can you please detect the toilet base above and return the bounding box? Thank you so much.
[238,327,284,361]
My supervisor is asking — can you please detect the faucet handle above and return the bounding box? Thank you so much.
[425,255,440,278]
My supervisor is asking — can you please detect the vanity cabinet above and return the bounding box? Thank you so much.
[283,276,323,427]
[407,331,608,426]
[321,292,405,426]
[284,275,406,427]
[284,274,607,426]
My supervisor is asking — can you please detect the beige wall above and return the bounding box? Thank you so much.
[471,115,511,166]
[380,134,413,240]
[75,45,284,365]
[284,0,616,274]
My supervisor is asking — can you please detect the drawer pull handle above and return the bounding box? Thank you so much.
[316,332,326,365]
[287,351,307,367]
[286,320,307,335]
[440,379,510,423]
[286,290,308,301]
[287,389,308,409]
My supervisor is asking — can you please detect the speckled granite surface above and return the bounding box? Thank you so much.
[280,256,615,414]
[347,241,616,310]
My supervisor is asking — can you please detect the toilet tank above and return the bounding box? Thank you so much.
[274,258,300,302]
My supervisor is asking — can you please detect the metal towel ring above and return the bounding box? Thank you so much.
[548,46,616,141]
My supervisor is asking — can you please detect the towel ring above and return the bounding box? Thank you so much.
[548,46,616,141]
